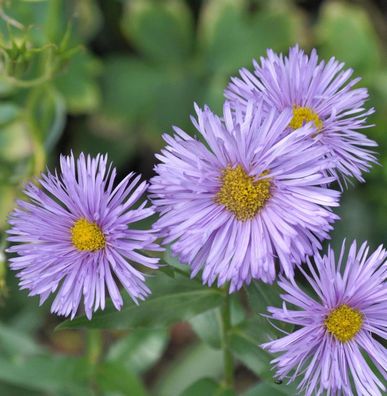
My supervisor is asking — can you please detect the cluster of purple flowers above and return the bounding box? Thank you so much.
[7,46,385,395]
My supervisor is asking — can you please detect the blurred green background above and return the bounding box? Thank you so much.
[0,0,386,395]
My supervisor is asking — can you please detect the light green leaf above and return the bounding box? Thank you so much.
[0,103,20,126]
[180,378,235,396]
[229,319,273,380]
[242,382,289,396]
[96,361,148,396]
[154,342,224,396]
[0,356,90,394]
[189,295,245,349]
[0,323,43,357]
[107,328,169,374]
[0,120,32,162]
[55,50,101,114]
[316,2,381,73]
[198,0,301,75]
[121,0,193,63]
[28,86,66,150]
[198,0,250,74]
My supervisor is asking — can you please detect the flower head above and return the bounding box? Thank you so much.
[7,153,161,319]
[262,240,387,396]
[225,45,377,186]
[149,102,340,291]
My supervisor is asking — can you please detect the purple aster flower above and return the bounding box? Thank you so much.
[225,45,377,186]
[149,102,340,291]
[7,153,161,319]
[262,240,387,396]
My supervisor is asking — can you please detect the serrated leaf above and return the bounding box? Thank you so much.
[121,0,193,63]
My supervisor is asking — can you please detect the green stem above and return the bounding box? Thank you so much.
[221,291,234,388]
[86,329,103,366]
[86,329,103,395]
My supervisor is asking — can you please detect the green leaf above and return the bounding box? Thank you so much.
[0,356,90,394]
[242,382,288,396]
[229,319,273,380]
[154,342,224,396]
[189,309,222,349]
[100,56,164,122]
[198,0,250,74]
[107,328,169,374]
[28,86,66,150]
[246,282,282,315]
[249,7,302,55]
[55,50,101,114]
[316,2,381,73]
[180,378,235,396]
[189,295,245,349]
[57,274,223,330]
[0,323,43,357]
[121,0,193,63]
[199,0,301,75]
[96,361,148,396]
[0,120,32,162]
[0,103,20,126]
[163,248,190,275]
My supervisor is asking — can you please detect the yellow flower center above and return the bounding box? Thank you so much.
[71,218,105,251]
[324,304,363,343]
[215,165,271,221]
[289,106,323,132]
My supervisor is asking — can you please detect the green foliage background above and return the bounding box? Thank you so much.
[0,0,386,395]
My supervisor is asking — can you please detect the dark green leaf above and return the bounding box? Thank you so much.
[100,56,165,122]
[57,274,223,330]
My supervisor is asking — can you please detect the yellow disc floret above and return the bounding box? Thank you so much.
[325,304,363,343]
[289,106,323,132]
[71,218,105,251]
[216,165,271,221]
